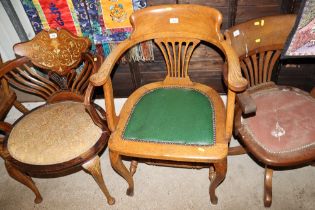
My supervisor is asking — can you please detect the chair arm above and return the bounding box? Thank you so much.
[89,40,134,86]
[221,41,248,92]
[83,53,109,131]
[236,91,257,115]
[0,57,30,78]
[0,121,12,134]
[0,121,12,158]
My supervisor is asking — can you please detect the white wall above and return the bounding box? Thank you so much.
[0,0,35,62]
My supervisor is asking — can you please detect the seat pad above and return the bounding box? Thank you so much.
[242,88,315,154]
[123,87,216,145]
[7,101,102,165]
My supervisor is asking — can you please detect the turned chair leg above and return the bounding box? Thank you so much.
[109,150,134,196]
[209,158,227,205]
[130,160,138,176]
[82,156,115,205]
[264,166,273,207]
[5,161,42,204]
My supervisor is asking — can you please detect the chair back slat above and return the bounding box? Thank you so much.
[225,15,296,87]
[154,38,200,84]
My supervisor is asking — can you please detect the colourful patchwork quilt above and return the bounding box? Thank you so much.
[20,0,153,61]
[283,0,315,58]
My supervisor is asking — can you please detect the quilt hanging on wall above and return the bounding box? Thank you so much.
[283,0,315,58]
[20,0,154,61]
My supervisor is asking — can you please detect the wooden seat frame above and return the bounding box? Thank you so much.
[90,4,247,205]
[0,29,114,205]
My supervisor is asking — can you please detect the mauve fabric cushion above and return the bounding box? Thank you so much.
[243,88,315,153]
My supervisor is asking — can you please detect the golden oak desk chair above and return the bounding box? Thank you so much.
[0,29,114,205]
[90,4,247,204]
[225,15,315,207]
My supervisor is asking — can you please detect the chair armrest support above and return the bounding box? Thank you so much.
[0,121,12,159]
[90,40,134,86]
[236,91,257,115]
[221,41,248,92]
[0,121,12,134]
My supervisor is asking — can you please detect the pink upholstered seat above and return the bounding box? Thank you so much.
[241,87,315,165]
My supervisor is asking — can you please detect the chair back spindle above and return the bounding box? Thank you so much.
[225,15,296,87]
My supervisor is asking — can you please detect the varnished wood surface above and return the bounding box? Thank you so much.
[13,29,91,76]
[107,0,305,98]
[227,15,315,207]
[90,4,247,205]
[0,29,114,205]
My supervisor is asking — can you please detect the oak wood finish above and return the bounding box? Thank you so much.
[108,0,305,98]
[225,15,315,207]
[90,4,247,204]
[0,29,114,205]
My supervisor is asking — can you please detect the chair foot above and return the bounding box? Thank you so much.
[109,151,134,196]
[130,160,138,176]
[5,161,43,204]
[83,156,115,205]
[209,158,227,205]
[264,166,273,207]
[228,145,246,156]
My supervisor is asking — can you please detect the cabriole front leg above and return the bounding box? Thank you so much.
[109,150,134,196]
[209,158,227,205]
[5,161,43,204]
[82,156,115,205]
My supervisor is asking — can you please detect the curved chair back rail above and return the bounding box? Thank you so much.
[225,15,296,87]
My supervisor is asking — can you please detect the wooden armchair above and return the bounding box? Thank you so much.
[0,29,114,205]
[90,4,247,205]
[225,15,315,207]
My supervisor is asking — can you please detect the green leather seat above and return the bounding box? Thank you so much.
[123,87,215,145]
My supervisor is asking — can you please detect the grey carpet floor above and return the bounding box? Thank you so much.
[0,100,314,210]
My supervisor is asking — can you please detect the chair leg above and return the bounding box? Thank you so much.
[209,165,215,181]
[264,166,273,207]
[129,160,138,176]
[82,156,115,205]
[109,150,134,196]
[5,161,42,204]
[209,158,227,205]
